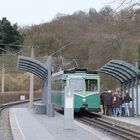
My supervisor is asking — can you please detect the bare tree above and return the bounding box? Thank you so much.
[115,0,140,10]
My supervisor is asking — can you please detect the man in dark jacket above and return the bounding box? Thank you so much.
[104,90,113,116]
[100,89,107,114]
[118,91,124,116]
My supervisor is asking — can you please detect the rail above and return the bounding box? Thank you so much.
[0,98,40,113]
[77,113,140,140]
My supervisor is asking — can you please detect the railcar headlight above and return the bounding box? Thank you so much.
[82,98,86,102]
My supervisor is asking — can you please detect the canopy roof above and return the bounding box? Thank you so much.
[98,59,139,83]
[17,56,48,80]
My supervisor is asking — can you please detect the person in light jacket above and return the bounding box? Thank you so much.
[124,92,132,117]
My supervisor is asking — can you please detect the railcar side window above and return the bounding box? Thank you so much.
[85,79,98,92]
[52,79,64,91]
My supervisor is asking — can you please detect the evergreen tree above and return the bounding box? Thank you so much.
[0,17,23,54]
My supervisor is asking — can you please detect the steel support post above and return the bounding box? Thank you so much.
[42,82,47,105]
[127,82,131,94]
[120,82,124,97]
[64,86,74,129]
[131,80,135,111]
[1,64,5,93]
[46,56,54,117]
[122,83,126,98]
[135,77,139,116]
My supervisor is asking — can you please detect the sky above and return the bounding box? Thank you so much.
[0,0,115,26]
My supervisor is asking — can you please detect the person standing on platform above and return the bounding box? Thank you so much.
[124,92,132,117]
[104,90,113,116]
[112,91,123,117]
[112,92,118,116]
[100,89,107,115]
[118,91,124,116]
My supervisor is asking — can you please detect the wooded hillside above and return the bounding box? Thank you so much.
[21,7,140,89]
[23,7,140,71]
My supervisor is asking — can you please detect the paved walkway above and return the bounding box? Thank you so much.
[10,108,111,140]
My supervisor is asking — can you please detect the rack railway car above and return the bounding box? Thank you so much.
[51,68,100,112]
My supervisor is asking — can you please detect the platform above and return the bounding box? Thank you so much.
[9,107,111,140]
[101,114,140,133]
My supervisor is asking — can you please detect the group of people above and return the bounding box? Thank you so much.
[100,89,133,117]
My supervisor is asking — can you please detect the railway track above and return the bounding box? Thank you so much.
[0,98,40,113]
[77,114,140,140]
[0,100,28,113]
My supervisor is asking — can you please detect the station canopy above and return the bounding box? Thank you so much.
[17,56,48,80]
[98,59,139,83]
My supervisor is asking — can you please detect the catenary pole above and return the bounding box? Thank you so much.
[29,46,34,108]
[1,64,5,93]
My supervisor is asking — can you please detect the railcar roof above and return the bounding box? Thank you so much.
[64,68,98,74]
[52,68,98,77]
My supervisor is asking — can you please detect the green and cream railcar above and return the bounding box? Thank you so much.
[51,68,100,112]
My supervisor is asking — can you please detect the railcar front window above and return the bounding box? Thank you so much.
[70,79,84,91]
[85,79,98,92]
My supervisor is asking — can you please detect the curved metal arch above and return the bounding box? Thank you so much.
[99,69,126,82]
[99,70,124,82]
[110,59,138,76]
[103,65,131,79]
[18,62,48,77]
[111,62,137,76]
[18,64,47,79]
[106,64,134,78]
[101,68,129,81]
[18,58,48,73]
[18,65,47,79]
[17,56,48,80]
[19,67,43,79]
[98,59,139,83]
